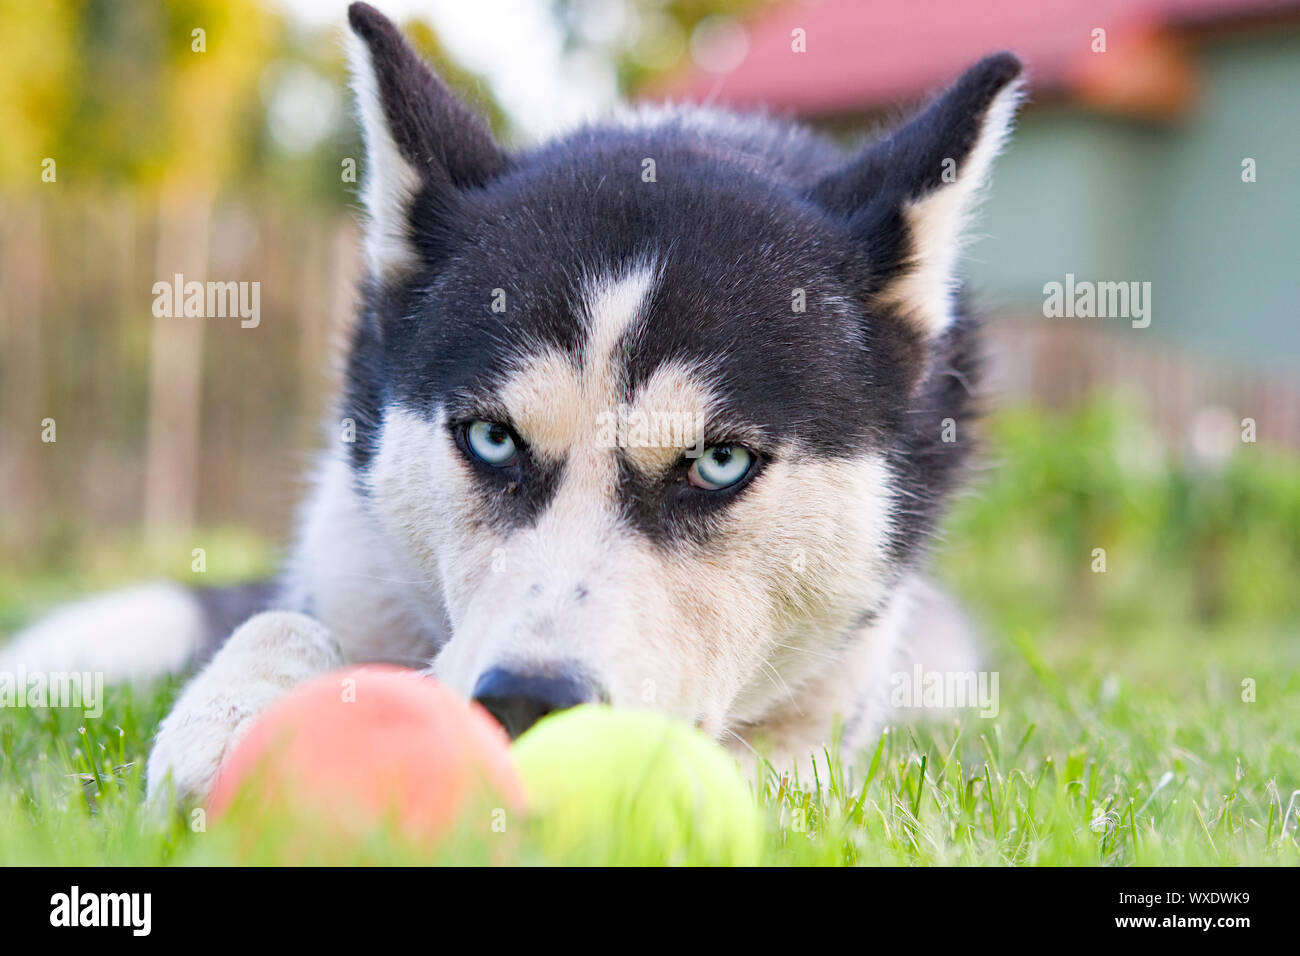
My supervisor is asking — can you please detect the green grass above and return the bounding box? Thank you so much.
[2,401,1298,865]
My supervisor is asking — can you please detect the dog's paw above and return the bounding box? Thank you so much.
[146,610,342,807]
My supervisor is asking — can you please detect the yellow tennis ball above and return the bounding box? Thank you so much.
[512,706,763,865]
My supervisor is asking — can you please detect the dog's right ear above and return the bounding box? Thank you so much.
[345,2,508,280]
[810,53,1023,341]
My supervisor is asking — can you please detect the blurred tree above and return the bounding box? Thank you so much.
[0,0,78,187]
[0,0,274,191]
[157,0,274,193]
[0,1,505,203]
[551,0,771,94]
[138,0,274,540]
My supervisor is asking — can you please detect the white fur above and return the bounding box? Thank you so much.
[582,264,659,378]
[285,450,446,664]
[344,29,423,279]
[0,583,202,684]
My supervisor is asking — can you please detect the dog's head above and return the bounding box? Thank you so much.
[341,3,1021,739]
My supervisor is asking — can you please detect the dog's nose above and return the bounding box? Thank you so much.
[471,667,598,739]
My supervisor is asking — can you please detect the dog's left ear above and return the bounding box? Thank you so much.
[810,53,1024,338]
[345,2,508,280]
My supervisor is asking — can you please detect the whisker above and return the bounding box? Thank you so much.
[758,658,801,715]
[330,571,430,586]
[769,640,840,664]
[721,725,759,757]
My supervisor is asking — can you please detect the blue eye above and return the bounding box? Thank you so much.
[465,420,518,467]
[687,445,753,490]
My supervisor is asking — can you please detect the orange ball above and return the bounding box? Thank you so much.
[208,667,524,857]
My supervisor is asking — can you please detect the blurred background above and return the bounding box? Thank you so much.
[1,0,1297,666]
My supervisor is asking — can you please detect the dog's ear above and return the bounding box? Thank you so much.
[810,53,1023,338]
[345,2,508,280]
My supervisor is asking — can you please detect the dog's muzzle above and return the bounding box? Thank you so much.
[471,667,602,739]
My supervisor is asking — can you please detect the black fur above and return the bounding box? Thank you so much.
[342,3,1018,566]
[191,581,281,665]
[888,305,985,565]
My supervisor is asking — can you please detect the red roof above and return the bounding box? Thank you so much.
[651,0,1300,117]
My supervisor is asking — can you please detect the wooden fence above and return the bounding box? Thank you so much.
[983,316,1300,451]
[0,194,360,554]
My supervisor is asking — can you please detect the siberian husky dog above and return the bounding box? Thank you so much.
[0,3,1023,802]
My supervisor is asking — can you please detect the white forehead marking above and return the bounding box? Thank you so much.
[580,261,658,384]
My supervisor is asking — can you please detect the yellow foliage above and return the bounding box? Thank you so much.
[0,0,78,186]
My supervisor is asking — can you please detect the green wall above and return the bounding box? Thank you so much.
[967,30,1300,368]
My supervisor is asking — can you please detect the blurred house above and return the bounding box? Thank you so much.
[656,0,1300,445]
